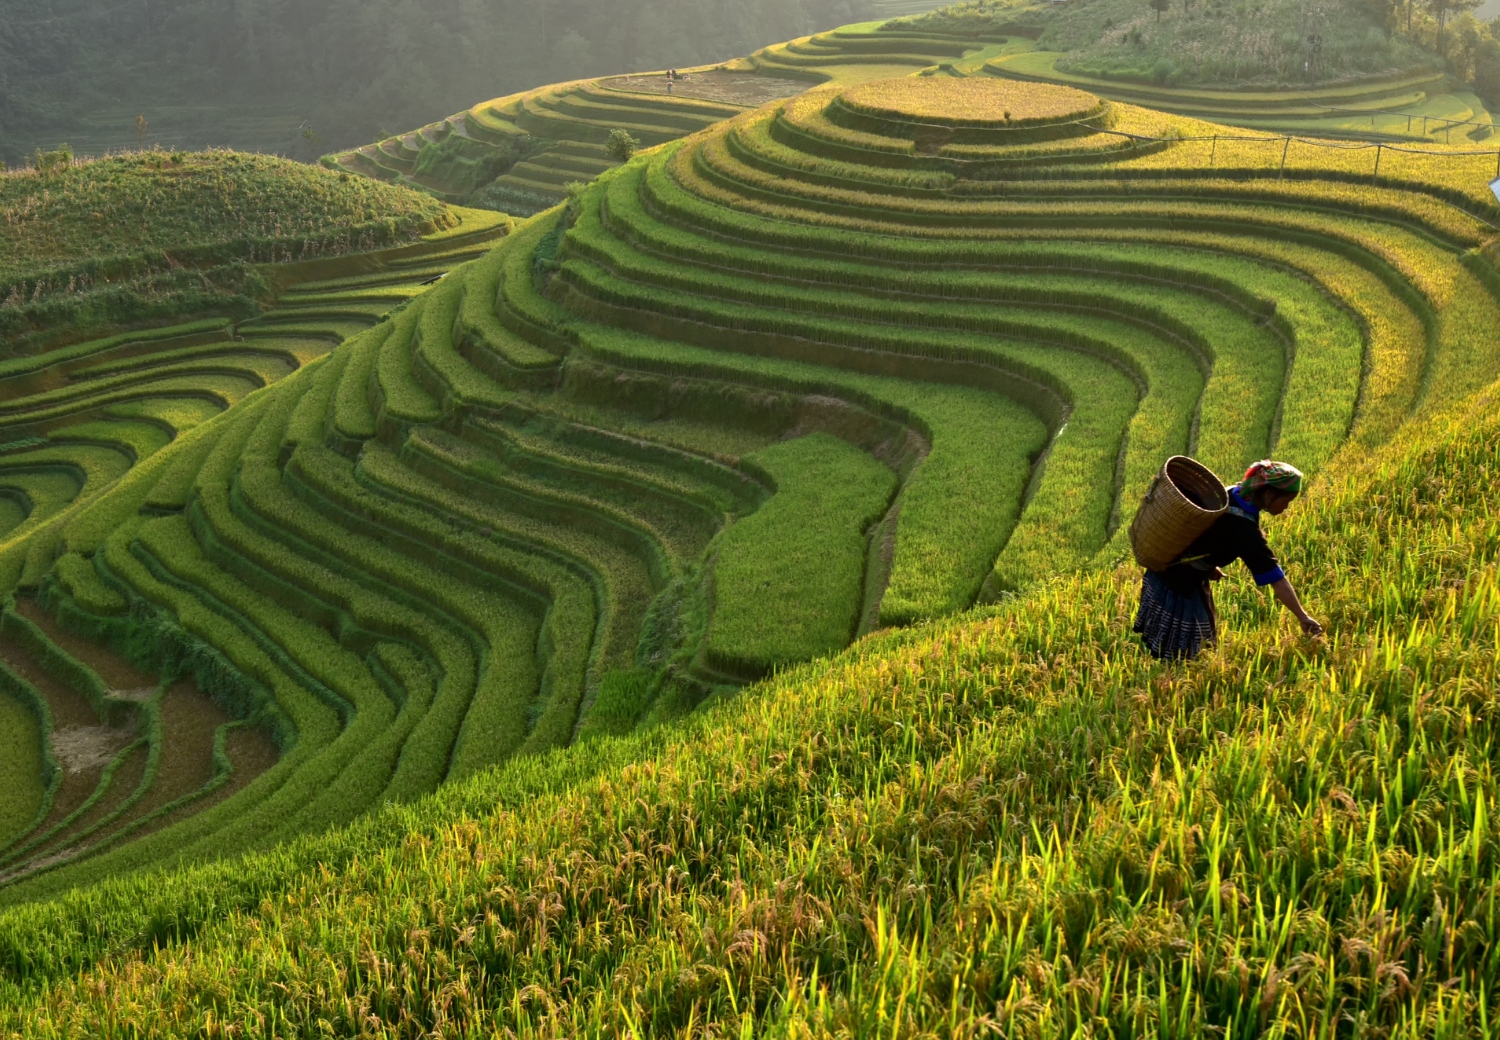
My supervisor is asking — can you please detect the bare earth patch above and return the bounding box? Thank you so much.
[51,725,131,774]
[603,71,811,108]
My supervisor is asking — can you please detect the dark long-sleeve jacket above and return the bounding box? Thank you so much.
[1159,485,1284,596]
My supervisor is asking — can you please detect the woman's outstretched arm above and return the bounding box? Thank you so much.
[1270,577,1322,636]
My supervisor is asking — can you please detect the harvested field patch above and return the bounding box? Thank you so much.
[603,71,810,107]
[841,74,1102,125]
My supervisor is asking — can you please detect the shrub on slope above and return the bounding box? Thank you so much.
[0,150,448,345]
[895,0,1434,85]
[3,325,1500,1033]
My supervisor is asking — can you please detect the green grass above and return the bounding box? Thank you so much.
[1,363,1498,1032]
[0,47,1495,927]
[0,691,43,847]
[706,433,896,675]
[0,151,445,282]
[898,0,1434,86]
[1,151,450,345]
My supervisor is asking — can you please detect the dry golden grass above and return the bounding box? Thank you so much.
[840,76,1103,127]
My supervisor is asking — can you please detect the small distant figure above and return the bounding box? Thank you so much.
[666,69,675,93]
[1134,459,1323,660]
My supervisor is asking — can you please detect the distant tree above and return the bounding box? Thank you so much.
[301,123,321,161]
[551,29,594,78]
[33,145,74,174]
[1476,33,1500,106]
[1150,0,1172,22]
[1427,0,1485,53]
[606,128,640,163]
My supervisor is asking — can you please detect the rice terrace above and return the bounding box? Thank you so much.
[1,0,1499,1033]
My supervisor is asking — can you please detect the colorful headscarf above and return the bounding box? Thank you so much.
[1241,459,1304,496]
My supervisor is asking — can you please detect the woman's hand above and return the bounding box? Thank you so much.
[1270,578,1323,638]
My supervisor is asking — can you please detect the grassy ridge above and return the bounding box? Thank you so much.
[2,339,1499,1033]
[1,150,449,345]
[1,151,444,281]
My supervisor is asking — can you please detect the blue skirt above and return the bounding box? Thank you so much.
[1134,569,1217,660]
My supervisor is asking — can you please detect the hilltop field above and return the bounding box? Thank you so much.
[1,149,450,349]
[0,9,1498,1036]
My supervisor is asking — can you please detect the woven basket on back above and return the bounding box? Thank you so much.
[1128,456,1228,571]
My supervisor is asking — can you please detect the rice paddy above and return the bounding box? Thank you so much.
[0,18,1496,1035]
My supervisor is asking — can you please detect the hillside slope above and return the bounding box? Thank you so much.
[0,159,507,888]
[343,15,1496,221]
[0,0,876,165]
[0,66,1495,904]
[1,272,1499,1034]
[1,150,449,347]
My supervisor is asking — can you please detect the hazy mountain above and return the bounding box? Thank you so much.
[0,0,869,164]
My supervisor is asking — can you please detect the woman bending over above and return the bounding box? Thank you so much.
[1134,459,1323,660]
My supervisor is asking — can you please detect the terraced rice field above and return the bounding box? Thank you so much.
[1,16,1500,1027]
[987,49,1495,141]
[0,207,510,892]
[332,17,1489,229]
[4,67,1495,904]
[333,78,781,216]
[749,22,1016,80]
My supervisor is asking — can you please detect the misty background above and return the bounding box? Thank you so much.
[0,0,874,165]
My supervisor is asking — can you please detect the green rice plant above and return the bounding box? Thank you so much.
[409,266,516,415]
[480,406,762,518]
[64,342,301,382]
[571,325,1047,624]
[283,352,345,453]
[226,382,539,783]
[0,690,44,849]
[695,132,1498,249]
[403,426,675,586]
[283,443,558,782]
[601,162,1382,482]
[340,447,597,762]
[11,362,1500,1032]
[0,322,234,382]
[48,420,173,465]
[330,323,395,445]
[106,397,224,435]
[457,418,725,567]
[733,114,955,191]
[49,553,125,617]
[496,214,578,356]
[558,250,1157,586]
[645,136,1488,438]
[371,300,443,430]
[456,245,562,381]
[0,356,286,424]
[706,433,896,675]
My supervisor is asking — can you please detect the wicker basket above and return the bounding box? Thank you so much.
[1128,456,1228,571]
